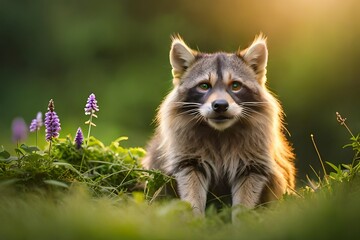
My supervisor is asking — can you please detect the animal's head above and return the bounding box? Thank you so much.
[169,34,272,131]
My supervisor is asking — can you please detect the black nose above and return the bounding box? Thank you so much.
[212,99,229,113]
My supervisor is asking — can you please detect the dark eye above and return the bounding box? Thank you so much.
[231,81,242,92]
[197,83,211,91]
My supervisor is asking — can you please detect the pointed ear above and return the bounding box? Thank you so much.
[170,36,197,81]
[238,34,268,85]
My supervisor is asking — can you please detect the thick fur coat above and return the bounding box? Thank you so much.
[142,34,295,216]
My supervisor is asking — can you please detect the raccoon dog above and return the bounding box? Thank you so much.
[142,34,295,216]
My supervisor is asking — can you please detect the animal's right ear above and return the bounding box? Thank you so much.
[170,36,197,83]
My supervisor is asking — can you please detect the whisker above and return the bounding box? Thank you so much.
[170,107,206,126]
[243,107,272,122]
[246,107,270,118]
[241,101,269,104]
[238,109,257,122]
[235,106,272,124]
[240,101,270,107]
[195,115,205,125]
[180,109,199,114]
[175,109,200,117]
[172,102,202,106]
[180,108,205,125]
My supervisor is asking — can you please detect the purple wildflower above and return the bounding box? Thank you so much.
[12,117,28,143]
[29,112,43,132]
[44,99,61,142]
[84,93,99,115]
[74,127,83,149]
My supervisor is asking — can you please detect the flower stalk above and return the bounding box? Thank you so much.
[44,99,61,155]
[80,93,99,170]
[12,117,28,149]
[336,112,355,138]
[84,93,99,147]
[29,112,43,148]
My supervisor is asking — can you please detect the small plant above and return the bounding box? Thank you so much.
[11,117,28,148]
[81,93,100,169]
[309,133,329,188]
[84,93,99,146]
[307,112,360,192]
[44,99,61,155]
[74,127,84,149]
[29,112,43,148]
[326,112,360,182]
[336,112,360,157]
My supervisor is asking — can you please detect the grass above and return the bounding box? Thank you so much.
[0,177,360,239]
[1,109,359,239]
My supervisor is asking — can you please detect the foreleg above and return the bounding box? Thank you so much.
[231,164,270,221]
[172,159,211,215]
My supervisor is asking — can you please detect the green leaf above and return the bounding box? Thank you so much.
[129,147,146,158]
[43,180,69,188]
[114,136,129,142]
[0,150,10,159]
[343,143,352,149]
[20,144,40,154]
[53,162,82,176]
[109,137,129,151]
[329,172,341,181]
[326,161,340,172]
[341,164,352,170]
[88,136,105,148]
[14,148,25,156]
[350,134,359,141]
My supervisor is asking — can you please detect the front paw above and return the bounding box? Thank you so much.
[192,205,205,217]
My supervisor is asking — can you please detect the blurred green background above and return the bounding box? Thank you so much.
[1,0,359,182]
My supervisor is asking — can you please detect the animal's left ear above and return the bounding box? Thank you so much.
[238,34,268,85]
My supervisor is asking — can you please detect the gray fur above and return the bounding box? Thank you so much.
[142,35,295,217]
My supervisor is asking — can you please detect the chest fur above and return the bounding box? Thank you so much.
[165,125,273,183]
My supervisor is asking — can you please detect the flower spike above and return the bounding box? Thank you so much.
[75,127,84,149]
[30,112,43,132]
[45,99,61,142]
[12,117,28,144]
[84,93,99,115]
